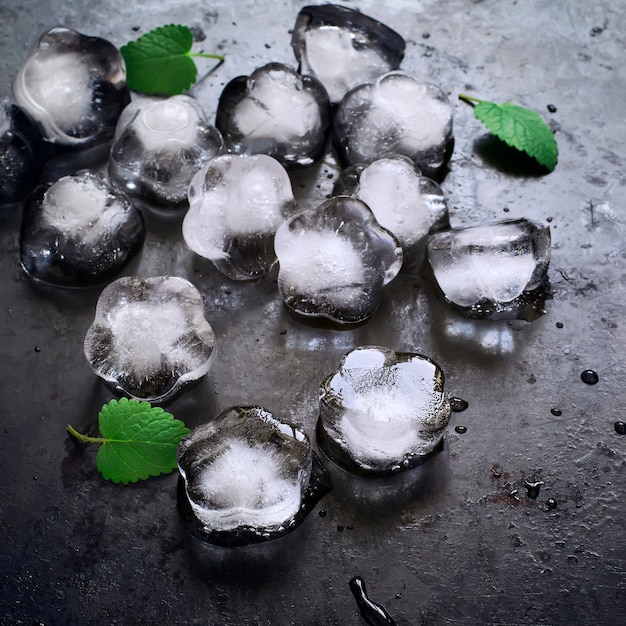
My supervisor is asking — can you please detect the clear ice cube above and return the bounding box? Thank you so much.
[12,27,130,148]
[20,169,145,286]
[274,196,403,325]
[177,406,331,546]
[183,153,297,280]
[215,62,331,168]
[291,4,406,104]
[333,155,449,269]
[317,346,451,476]
[84,275,215,402]
[0,103,42,205]
[108,95,224,207]
[427,218,551,320]
[333,71,454,179]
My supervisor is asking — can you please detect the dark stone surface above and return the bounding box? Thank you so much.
[1,1,624,624]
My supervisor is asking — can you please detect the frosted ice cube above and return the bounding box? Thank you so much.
[291,4,405,104]
[12,27,130,148]
[318,346,451,476]
[108,95,223,207]
[20,170,145,286]
[333,155,449,268]
[215,62,331,168]
[427,218,551,320]
[0,103,42,205]
[177,406,331,546]
[183,153,297,280]
[84,276,215,402]
[275,196,403,325]
[333,71,454,179]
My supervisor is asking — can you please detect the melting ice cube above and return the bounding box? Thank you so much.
[333,155,449,268]
[333,71,454,179]
[183,153,297,280]
[291,4,406,104]
[274,196,403,325]
[108,95,224,207]
[427,218,551,320]
[12,27,130,148]
[20,169,145,286]
[84,276,215,402]
[177,406,331,546]
[0,103,42,205]
[318,346,451,476]
[215,62,331,168]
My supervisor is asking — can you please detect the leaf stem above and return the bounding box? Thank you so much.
[189,52,225,61]
[458,93,483,107]
[67,424,104,445]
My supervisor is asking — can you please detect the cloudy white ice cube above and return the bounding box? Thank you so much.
[20,169,144,286]
[215,63,331,168]
[333,71,454,179]
[13,27,130,148]
[84,276,215,402]
[108,95,223,206]
[333,155,449,268]
[318,346,451,476]
[291,4,406,104]
[177,406,328,546]
[183,153,297,280]
[275,196,402,325]
[427,218,551,319]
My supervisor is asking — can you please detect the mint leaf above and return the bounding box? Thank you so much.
[67,398,190,484]
[120,24,224,96]
[459,94,558,172]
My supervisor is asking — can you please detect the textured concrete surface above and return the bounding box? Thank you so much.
[1,1,625,624]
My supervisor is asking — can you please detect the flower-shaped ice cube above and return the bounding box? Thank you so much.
[183,153,297,280]
[20,169,145,287]
[215,62,331,168]
[275,196,402,325]
[13,27,130,148]
[177,406,331,546]
[333,155,449,269]
[318,346,451,476]
[108,95,223,206]
[333,71,454,179]
[84,276,215,403]
[427,218,551,320]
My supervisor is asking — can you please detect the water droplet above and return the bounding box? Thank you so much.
[551,408,562,416]
[545,498,557,510]
[337,524,344,532]
[556,322,563,328]
[34,346,41,352]
[580,369,599,385]
[318,509,327,518]
[524,479,544,499]
[546,216,554,222]
[395,593,402,599]
[449,397,469,412]
[547,104,557,113]
[614,421,626,435]
[349,576,398,626]
[455,425,467,434]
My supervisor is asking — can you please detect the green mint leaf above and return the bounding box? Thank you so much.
[67,398,190,484]
[460,94,558,172]
[120,24,224,96]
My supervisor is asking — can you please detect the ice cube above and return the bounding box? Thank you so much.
[291,4,406,104]
[20,169,145,286]
[333,71,454,179]
[0,103,42,205]
[427,218,551,320]
[183,153,297,280]
[108,95,224,207]
[318,346,451,476]
[12,27,130,148]
[333,155,449,269]
[274,196,403,325]
[215,62,331,168]
[177,406,331,546]
[84,275,215,402]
